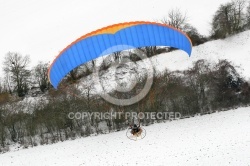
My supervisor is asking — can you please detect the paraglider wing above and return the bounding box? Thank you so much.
[48,21,192,89]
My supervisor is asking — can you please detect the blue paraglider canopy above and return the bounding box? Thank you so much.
[48,21,192,88]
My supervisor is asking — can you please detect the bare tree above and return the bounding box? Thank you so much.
[161,8,188,30]
[138,46,157,57]
[232,0,246,32]
[33,62,49,92]
[246,1,250,28]
[0,79,4,93]
[211,0,246,39]
[3,73,12,94]
[185,60,212,113]
[113,51,121,62]
[3,52,30,97]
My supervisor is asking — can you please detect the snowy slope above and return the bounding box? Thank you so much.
[11,30,250,113]
[70,30,250,97]
[0,107,250,166]
[151,30,250,80]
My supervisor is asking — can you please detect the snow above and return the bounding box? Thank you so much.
[151,30,250,80]
[1,95,48,114]
[0,107,250,166]
[75,56,152,97]
[1,1,250,165]
[69,30,250,98]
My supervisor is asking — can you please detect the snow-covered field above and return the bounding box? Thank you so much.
[1,107,250,166]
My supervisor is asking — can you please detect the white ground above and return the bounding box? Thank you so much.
[0,107,250,166]
[1,30,250,165]
[1,1,250,165]
[1,10,250,166]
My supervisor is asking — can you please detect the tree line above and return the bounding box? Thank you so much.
[211,0,250,39]
[0,59,250,152]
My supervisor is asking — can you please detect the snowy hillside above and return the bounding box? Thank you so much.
[1,25,250,166]
[13,30,250,112]
[150,30,250,80]
[1,1,250,165]
[0,107,250,166]
[69,30,250,97]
